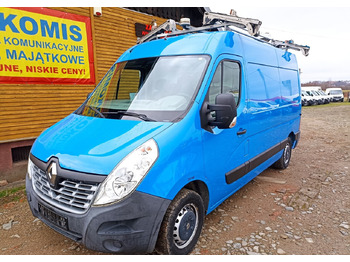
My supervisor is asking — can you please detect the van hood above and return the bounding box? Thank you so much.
[31,114,172,175]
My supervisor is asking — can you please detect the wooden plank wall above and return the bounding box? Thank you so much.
[0,7,168,142]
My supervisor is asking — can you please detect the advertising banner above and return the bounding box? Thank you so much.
[0,7,95,84]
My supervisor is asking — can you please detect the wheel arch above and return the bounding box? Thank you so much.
[183,180,210,214]
[288,131,300,148]
[288,131,296,144]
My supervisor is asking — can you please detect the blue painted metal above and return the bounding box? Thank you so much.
[32,114,172,175]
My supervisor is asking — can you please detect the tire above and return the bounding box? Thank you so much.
[273,137,292,169]
[155,189,204,255]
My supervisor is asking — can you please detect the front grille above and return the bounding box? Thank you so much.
[32,164,99,214]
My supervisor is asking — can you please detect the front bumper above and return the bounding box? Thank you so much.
[332,96,343,102]
[26,175,170,254]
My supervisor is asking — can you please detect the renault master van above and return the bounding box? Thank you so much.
[26,12,309,254]
[301,90,316,106]
[326,87,344,102]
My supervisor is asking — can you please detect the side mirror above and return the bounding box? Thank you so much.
[208,93,237,129]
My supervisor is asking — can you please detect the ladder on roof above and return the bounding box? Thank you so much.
[136,10,310,56]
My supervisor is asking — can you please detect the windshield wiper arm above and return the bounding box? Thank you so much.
[109,111,156,122]
[87,106,106,118]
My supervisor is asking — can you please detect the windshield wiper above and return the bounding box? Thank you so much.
[87,106,106,118]
[108,111,156,122]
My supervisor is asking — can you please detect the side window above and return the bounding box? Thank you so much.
[222,61,240,103]
[208,60,240,105]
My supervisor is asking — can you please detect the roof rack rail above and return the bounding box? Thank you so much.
[136,19,177,44]
[136,10,310,56]
[259,36,310,56]
[202,11,262,37]
[136,18,229,44]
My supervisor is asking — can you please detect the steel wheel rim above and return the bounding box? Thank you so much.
[173,203,199,249]
[284,142,291,165]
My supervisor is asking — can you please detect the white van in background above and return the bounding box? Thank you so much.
[301,90,316,106]
[315,90,330,104]
[301,86,334,104]
[326,88,344,102]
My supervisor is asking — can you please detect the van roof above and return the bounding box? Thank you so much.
[117,30,298,71]
[326,87,342,90]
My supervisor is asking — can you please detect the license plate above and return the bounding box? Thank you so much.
[38,203,68,230]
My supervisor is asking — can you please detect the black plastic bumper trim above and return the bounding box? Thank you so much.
[26,173,171,254]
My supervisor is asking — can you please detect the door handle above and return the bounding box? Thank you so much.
[237,129,247,135]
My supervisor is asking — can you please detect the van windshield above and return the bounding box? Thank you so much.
[330,90,343,95]
[77,55,209,122]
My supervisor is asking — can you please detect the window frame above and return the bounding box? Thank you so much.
[208,59,242,107]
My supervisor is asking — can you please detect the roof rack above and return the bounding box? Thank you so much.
[136,10,310,56]
[136,19,177,44]
[258,36,310,56]
[203,11,262,37]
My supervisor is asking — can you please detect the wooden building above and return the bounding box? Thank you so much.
[0,7,208,180]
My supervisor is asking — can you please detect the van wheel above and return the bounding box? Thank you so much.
[155,189,204,255]
[273,137,292,169]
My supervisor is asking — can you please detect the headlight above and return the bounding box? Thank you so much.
[93,139,159,206]
[27,157,35,180]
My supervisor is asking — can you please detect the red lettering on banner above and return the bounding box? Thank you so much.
[61,67,85,75]
[0,64,20,72]
[25,65,58,74]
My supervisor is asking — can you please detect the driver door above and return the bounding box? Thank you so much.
[201,55,250,210]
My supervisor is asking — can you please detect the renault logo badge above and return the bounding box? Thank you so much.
[47,162,58,188]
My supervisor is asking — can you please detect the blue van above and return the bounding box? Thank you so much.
[26,13,309,254]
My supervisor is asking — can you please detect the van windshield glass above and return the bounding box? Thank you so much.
[77,55,209,122]
[330,90,342,95]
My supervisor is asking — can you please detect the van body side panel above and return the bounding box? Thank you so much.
[276,49,301,144]
[278,67,301,136]
[275,48,298,70]
[242,34,301,159]
[246,62,283,158]
[239,35,279,67]
[211,146,282,211]
[200,33,301,212]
